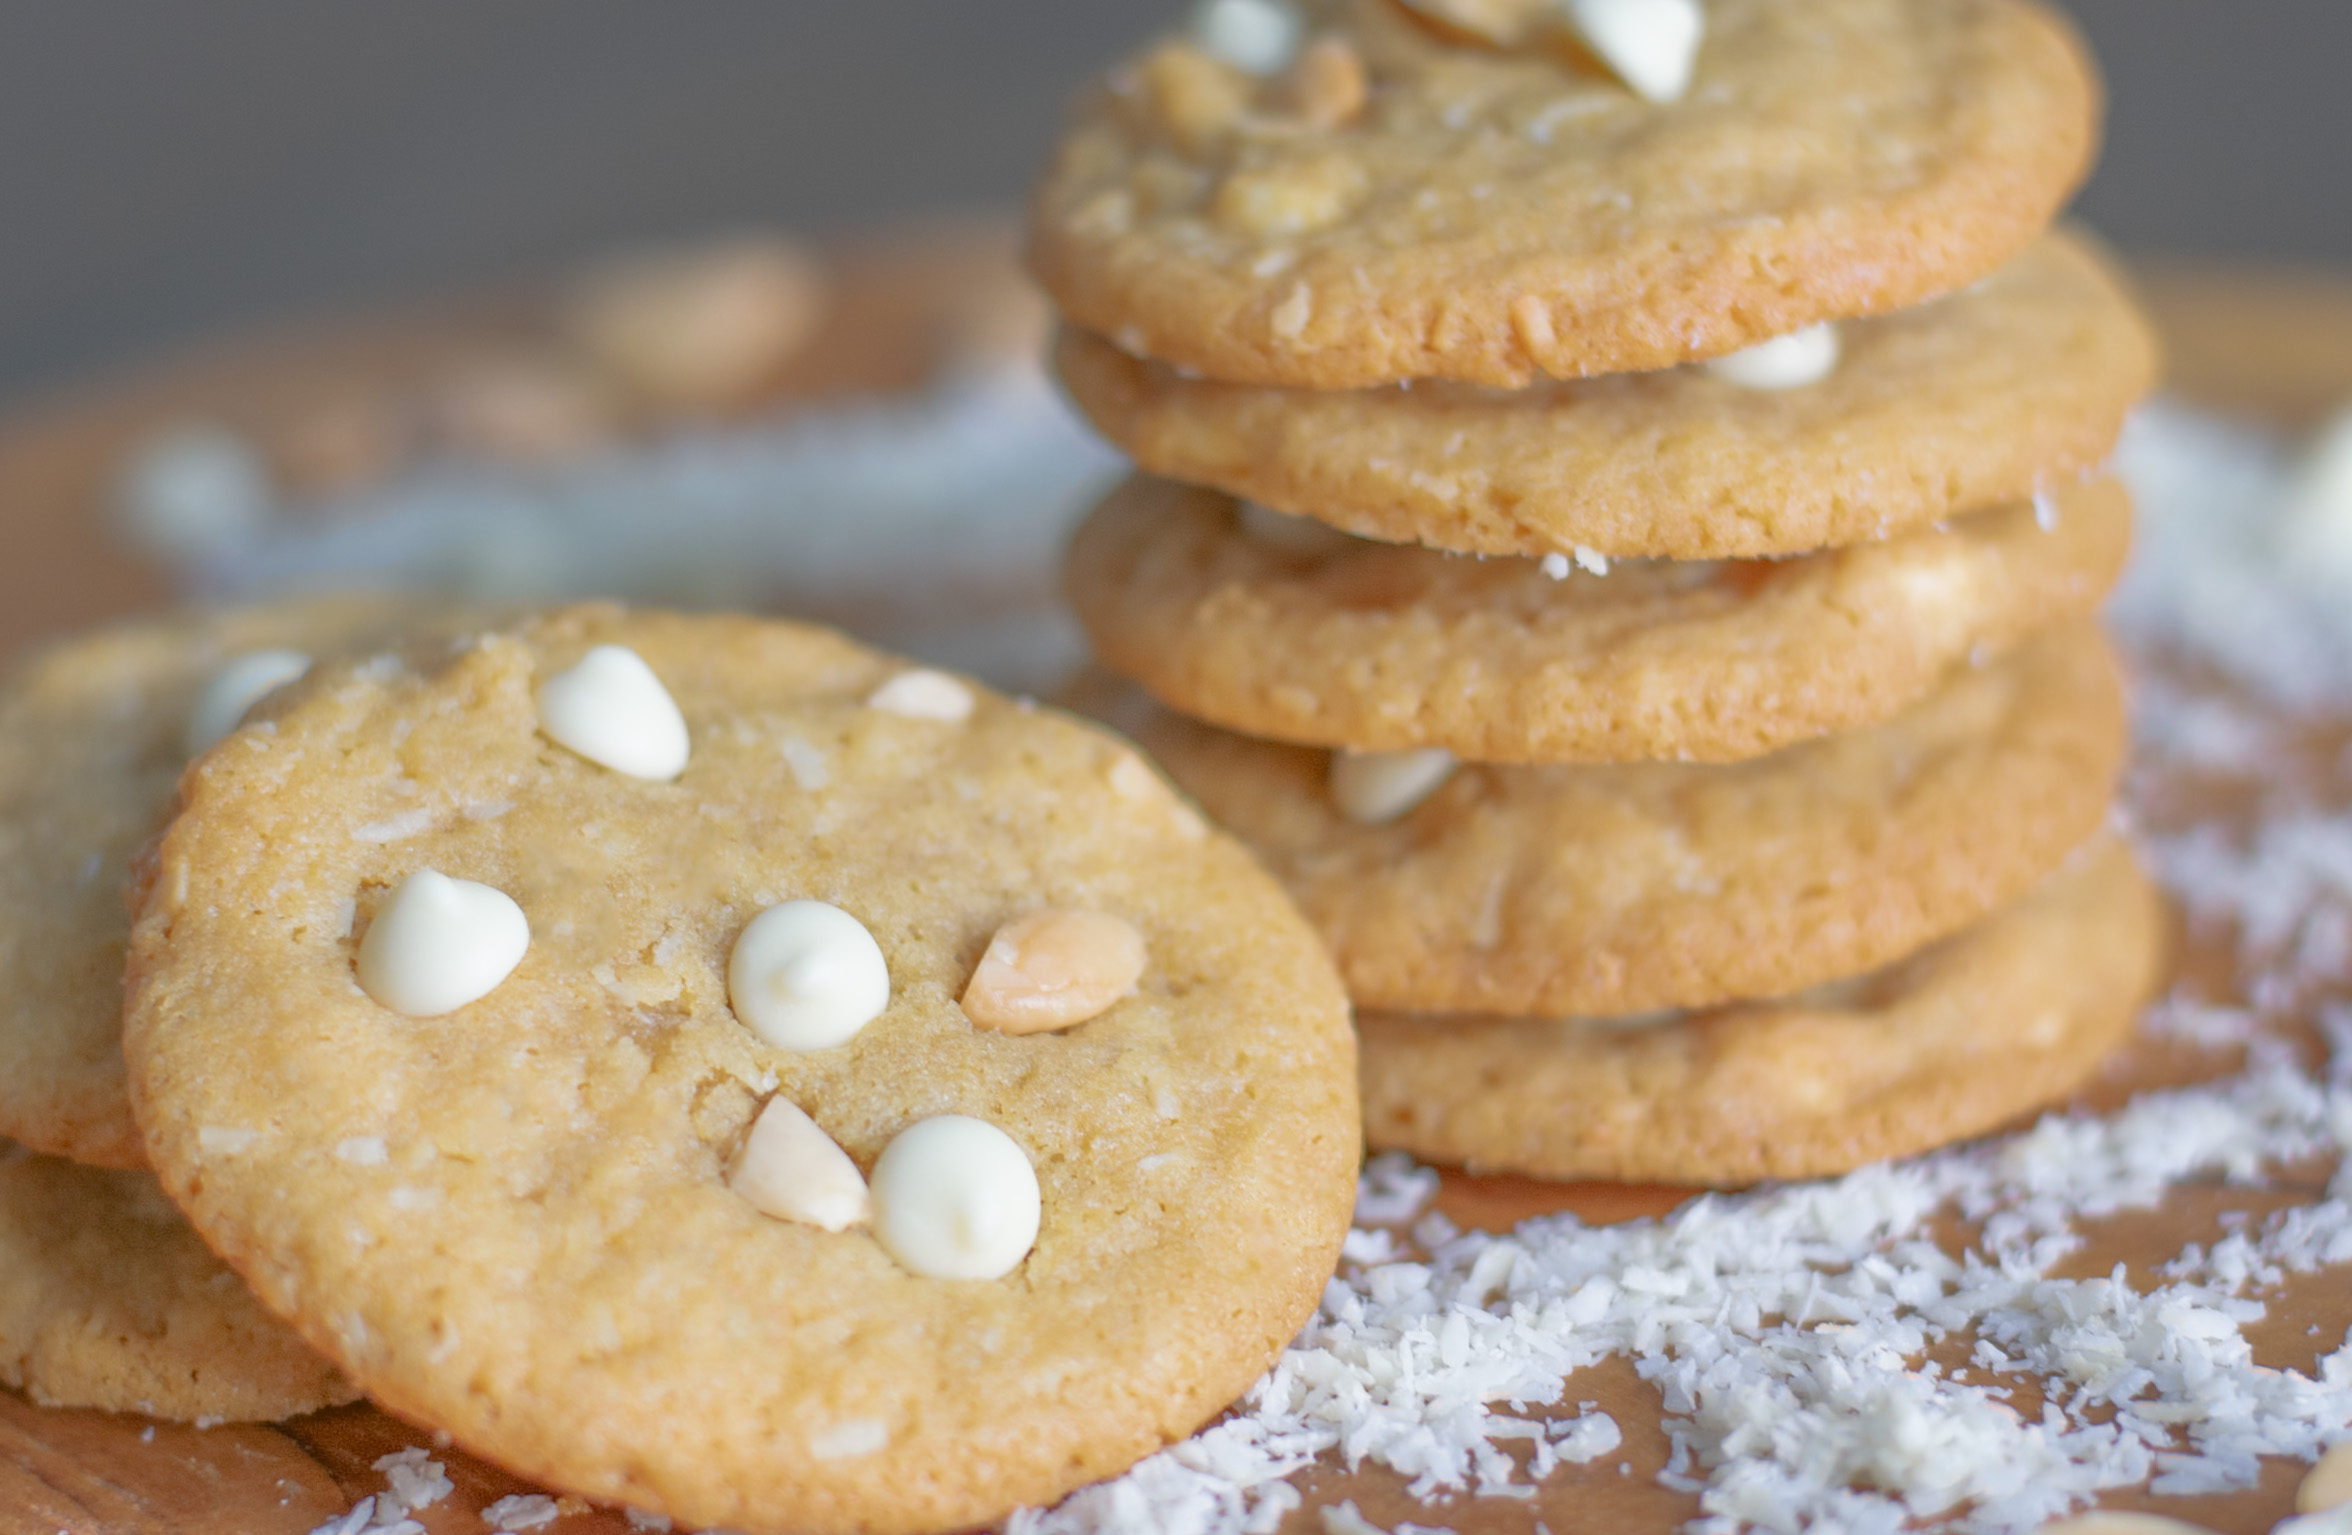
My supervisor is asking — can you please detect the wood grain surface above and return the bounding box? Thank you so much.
[0,242,2346,1535]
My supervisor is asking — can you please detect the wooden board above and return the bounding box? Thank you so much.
[0,244,2346,1535]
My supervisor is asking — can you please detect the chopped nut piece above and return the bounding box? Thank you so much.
[1329,747,1456,824]
[729,1098,871,1232]
[1284,36,1369,130]
[1138,42,1254,153]
[1213,153,1369,237]
[562,236,827,411]
[961,910,1148,1034]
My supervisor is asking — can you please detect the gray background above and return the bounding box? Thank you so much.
[0,2,2336,404]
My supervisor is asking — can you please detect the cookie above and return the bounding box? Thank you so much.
[1067,473,2130,764]
[1356,836,2163,1184]
[0,1142,358,1420]
[0,595,461,1170]
[120,607,1358,1535]
[1052,233,2157,560]
[1028,0,2099,388]
[1118,623,2126,1017]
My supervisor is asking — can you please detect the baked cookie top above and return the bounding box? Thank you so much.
[1029,0,2099,388]
[1067,473,2130,764]
[121,607,1358,1535]
[0,596,456,1170]
[1357,837,2161,1184]
[1118,623,2126,1017]
[1052,233,2156,558]
[0,1142,358,1421]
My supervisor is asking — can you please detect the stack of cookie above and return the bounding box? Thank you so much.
[0,599,1359,1534]
[1033,0,2169,1182]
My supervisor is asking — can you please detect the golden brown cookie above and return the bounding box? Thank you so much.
[0,1142,358,1420]
[121,607,1358,1535]
[1052,234,2157,559]
[1067,473,2131,764]
[1029,0,2099,388]
[1123,624,2127,1017]
[0,595,461,1170]
[1356,837,2164,1184]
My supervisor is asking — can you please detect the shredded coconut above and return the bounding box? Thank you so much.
[1005,401,2352,1534]
[481,1492,560,1531]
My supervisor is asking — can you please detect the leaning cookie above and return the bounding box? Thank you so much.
[0,1142,359,1420]
[1124,624,2126,1018]
[1357,837,2163,1184]
[0,595,468,1169]
[1053,234,2155,560]
[122,607,1358,1535]
[1030,0,2099,387]
[1068,474,2130,764]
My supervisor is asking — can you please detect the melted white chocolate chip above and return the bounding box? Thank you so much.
[535,645,690,781]
[727,899,891,1051]
[869,1115,1041,1280]
[1190,0,1302,74]
[866,669,974,723]
[1330,747,1456,825]
[355,870,530,1018]
[1704,322,1843,391]
[186,649,311,755]
[729,1098,871,1232]
[1565,0,1705,104]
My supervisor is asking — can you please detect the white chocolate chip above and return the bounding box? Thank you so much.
[961,910,1147,1035]
[728,1098,871,1232]
[2305,1441,2352,1511]
[536,645,691,781]
[1329,748,1456,824]
[727,899,891,1051]
[2032,1517,2221,1535]
[1704,322,1841,391]
[355,870,531,1018]
[1565,0,1704,104]
[1539,553,1571,580]
[1239,500,1360,556]
[866,669,974,723]
[186,649,311,755]
[112,424,274,564]
[334,1136,389,1166]
[868,1115,1041,1280]
[1190,0,1302,74]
